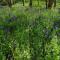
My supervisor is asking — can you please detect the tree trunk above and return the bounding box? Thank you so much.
[22,0,24,6]
[7,0,13,8]
[46,0,56,9]
[29,0,32,7]
[37,0,39,6]
[45,0,48,9]
[54,0,56,7]
[48,0,53,9]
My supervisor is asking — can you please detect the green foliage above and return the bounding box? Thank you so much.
[0,0,60,60]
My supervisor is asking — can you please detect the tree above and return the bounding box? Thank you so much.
[37,0,39,6]
[54,0,56,7]
[22,0,25,6]
[29,0,32,7]
[45,0,48,9]
[45,0,56,9]
[7,0,13,7]
[0,0,15,7]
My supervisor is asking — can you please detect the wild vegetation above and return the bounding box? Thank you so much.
[0,0,60,60]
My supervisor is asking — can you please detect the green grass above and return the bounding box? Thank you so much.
[0,1,60,60]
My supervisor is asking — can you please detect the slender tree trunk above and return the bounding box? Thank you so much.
[45,0,48,9]
[37,0,39,6]
[22,0,24,6]
[29,0,32,7]
[54,0,56,7]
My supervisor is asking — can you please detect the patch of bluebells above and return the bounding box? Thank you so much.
[5,16,17,23]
